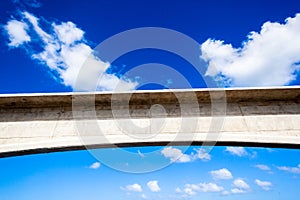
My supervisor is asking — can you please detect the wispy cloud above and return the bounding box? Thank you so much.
[122,183,143,192]
[255,179,272,191]
[201,13,300,87]
[13,0,42,8]
[277,164,300,174]
[183,182,224,196]
[266,148,276,153]
[3,11,138,91]
[147,180,161,192]
[225,147,248,157]
[194,148,211,161]
[137,150,145,158]
[89,162,101,169]
[175,187,182,193]
[254,164,271,171]
[210,168,233,180]
[183,186,197,196]
[231,188,247,194]
[161,147,211,163]
[161,147,192,163]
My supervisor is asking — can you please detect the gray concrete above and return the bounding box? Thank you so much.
[0,87,299,157]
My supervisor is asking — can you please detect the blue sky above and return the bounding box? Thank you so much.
[1,146,300,200]
[1,0,300,92]
[1,0,300,199]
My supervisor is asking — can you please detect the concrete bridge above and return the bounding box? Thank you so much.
[0,87,299,157]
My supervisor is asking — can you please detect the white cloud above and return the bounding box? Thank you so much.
[89,162,100,169]
[198,183,224,192]
[53,21,84,45]
[201,13,300,87]
[266,148,276,153]
[137,150,145,158]
[125,183,143,192]
[255,179,272,191]
[194,148,211,161]
[13,0,42,8]
[97,73,138,91]
[184,187,196,196]
[225,147,248,157]
[277,164,300,174]
[185,184,200,191]
[4,11,138,91]
[230,178,251,194]
[255,164,271,171]
[222,190,230,195]
[210,168,233,180]
[231,188,247,194]
[161,147,192,163]
[161,147,212,163]
[4,20,31,47]
[183,182,224,196]
[23,11,52,43]
[147,180,161,192]
[141,194,147,199]
[175,188,182,193]
[233,179,250,190]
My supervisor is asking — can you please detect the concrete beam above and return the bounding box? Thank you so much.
[0,87,299,157]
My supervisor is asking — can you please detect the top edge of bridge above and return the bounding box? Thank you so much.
[0,86,299,97]
[0,86,299,109]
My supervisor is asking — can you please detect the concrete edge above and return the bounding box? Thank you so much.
[0,86,299,109]
[1,141,300,158]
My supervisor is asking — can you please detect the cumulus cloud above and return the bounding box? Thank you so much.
[198,183,224,192]
[255,179,272,191]
[161,147,212,163]
[183,182,224,196]
[124,183,143,192]
[3,11,138,91]
[89,162,100,169]
[201,13,300,87]
[255,164,271,171]
[4,20,31,47]
[210,168,233,180]
[233,179,250,190]
[225,147,248,157]
[53,22,84,45]
[231,179,250,194]
[147,180,161,192]
[184,187,197,196]
[161,147,192,163]
[277,164,300,174]
[194,148,211,161]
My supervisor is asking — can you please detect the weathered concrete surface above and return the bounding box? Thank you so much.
[0,87,299,157]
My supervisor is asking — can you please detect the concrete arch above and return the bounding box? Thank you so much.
[0,87,299,157]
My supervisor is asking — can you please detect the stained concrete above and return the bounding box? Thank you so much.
[0,87,299,157]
